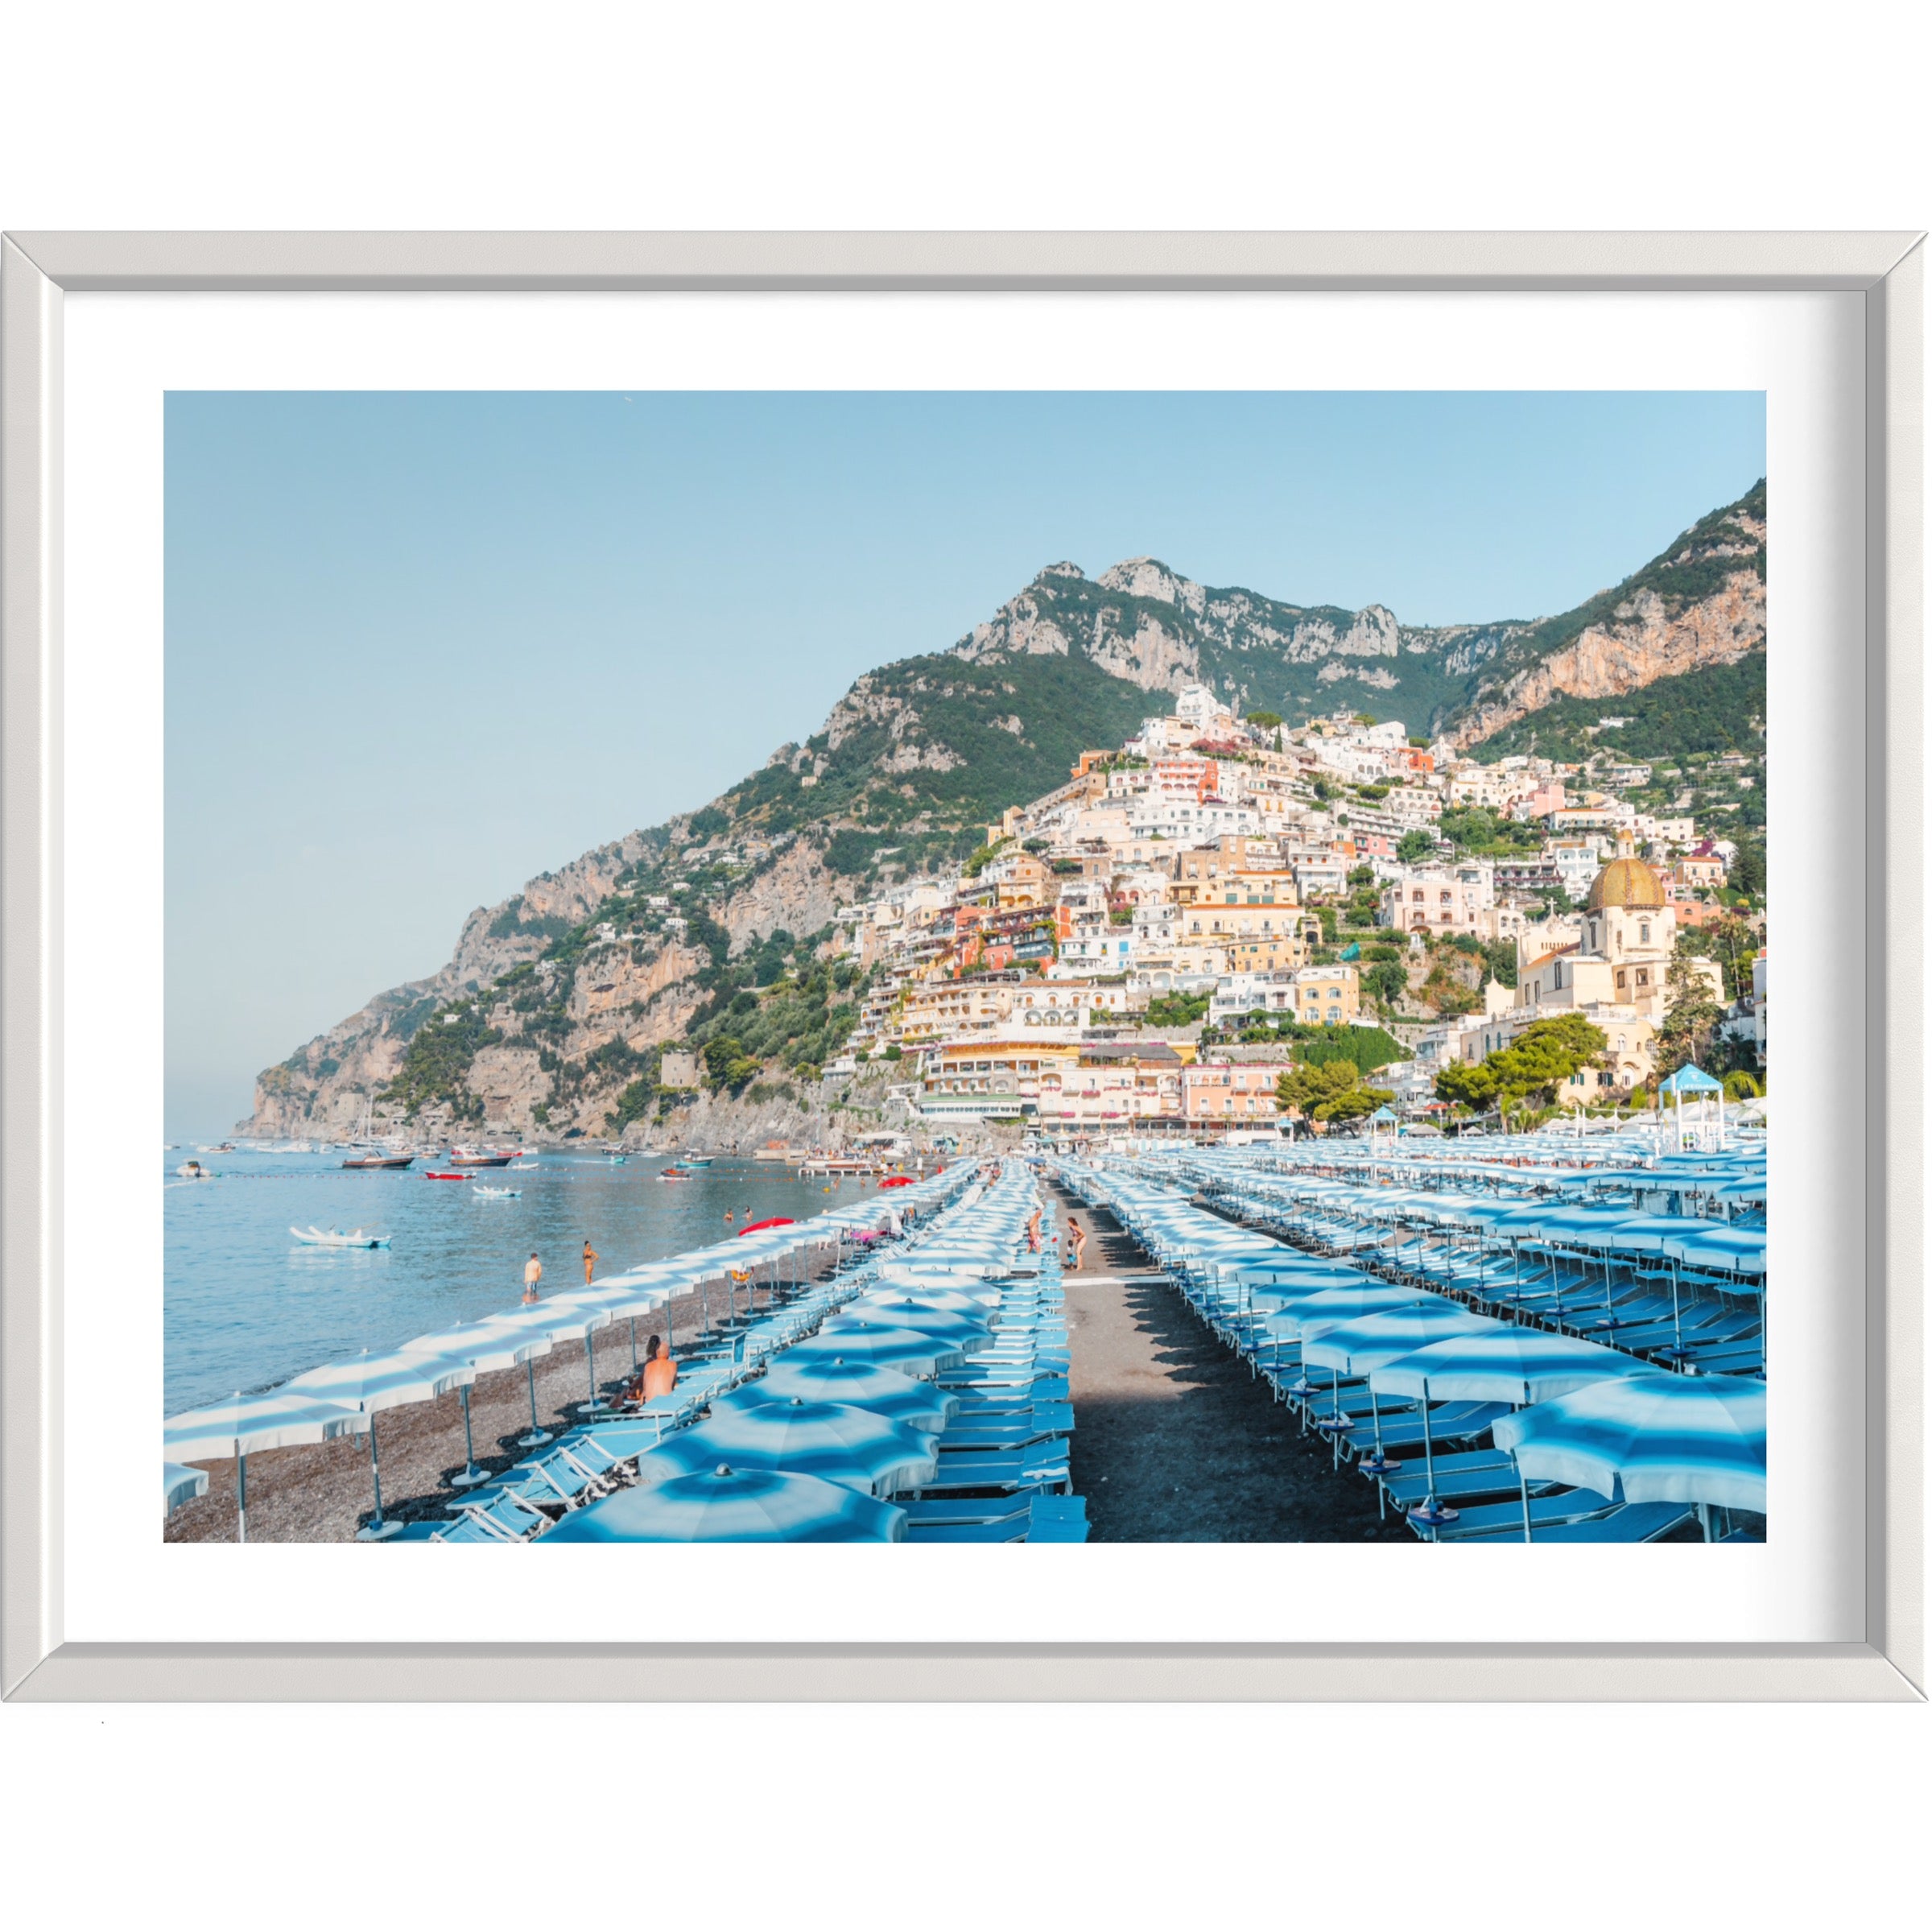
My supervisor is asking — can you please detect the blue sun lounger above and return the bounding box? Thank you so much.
[1411,1490,1620,1540]
[915,1440,1071,1494]
[1453,1502,1695,1544]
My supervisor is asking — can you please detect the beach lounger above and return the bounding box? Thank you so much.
[955,1376,1070,1410]
[1350,1403,1509,1454]
[937,1404,1075,1453]
[1453,1502,1695,1544]
[441,1490,551,1539]
[1413,1490,1619,1541]
[914,1441,1071,1494]
[904,1512,1033,1543]
[902,1492,1041,1528]
[1026,1495,1089,1542]
[1381,1458,1550,1509]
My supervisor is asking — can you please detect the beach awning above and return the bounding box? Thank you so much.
[1658,1064,1724,1095]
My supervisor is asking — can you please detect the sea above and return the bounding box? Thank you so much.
[163,1147,882,1415]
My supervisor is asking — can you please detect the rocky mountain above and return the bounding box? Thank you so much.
[1434,480,1765,749]
[242,481,1766,1142]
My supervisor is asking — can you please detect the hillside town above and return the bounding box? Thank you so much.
[814,684,1764,1138]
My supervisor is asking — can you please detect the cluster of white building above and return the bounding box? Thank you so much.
[815,686,1754,1130]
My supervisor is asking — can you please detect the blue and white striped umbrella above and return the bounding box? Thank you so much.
[785,1323,965,1378]
[537,1466,908,1542]
[1261,1282,1430,1340]
[857,1287,996,1318]
[285,1347,475,1410]
[824,1307,993,1353]
[1371,1329,1657,1405]
[1301,1302,1500,1374]
[729,1358,958,1433]
[163,1461,208,1517]
[284,1349,476,1541]
[163,1390,368,1544]
[1493,1372,1766,1511]
[637,1397,939,1497]
[164,1389,369,1462]
[398,1320,552,1488]
[1660,1225,1768,1279]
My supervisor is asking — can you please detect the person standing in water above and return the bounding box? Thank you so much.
[522,1251,543,1303]
[582,1238,601,1287]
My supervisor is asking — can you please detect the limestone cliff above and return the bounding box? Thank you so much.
[1443,485,1766,750]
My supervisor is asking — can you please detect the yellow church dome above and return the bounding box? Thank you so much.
[1585,853,1666,911]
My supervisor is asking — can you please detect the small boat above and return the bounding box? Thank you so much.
[424,1171,469,1181]
[448,1147,514,1168]
[473,1184,521,1198]
[173,1159,216,1180]
[683,1155,715,1167]
[658,1165,695,1181]
[342,1153,414,1170]
[291,1225,390,1248]
[606,1153,628,1166]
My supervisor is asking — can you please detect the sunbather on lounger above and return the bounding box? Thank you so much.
[642,1335,678,1399]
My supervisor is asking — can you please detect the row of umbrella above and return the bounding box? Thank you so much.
[1062,1156,1765,1537]
[537,1165,1058,1541]
[165,1164,979,1537]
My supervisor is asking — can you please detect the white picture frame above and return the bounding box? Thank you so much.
[2,230,1921,1701]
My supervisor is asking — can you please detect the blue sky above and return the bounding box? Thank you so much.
[165,388,1765,1135]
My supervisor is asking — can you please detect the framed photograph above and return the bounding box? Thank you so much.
[1,232,1921,1700]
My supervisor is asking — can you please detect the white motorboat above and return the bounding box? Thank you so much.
[290,1225,391,1249]
[472,1184,521,1198]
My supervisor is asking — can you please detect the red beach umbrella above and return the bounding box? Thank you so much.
[737,1216,796,1236]
[877,1176,914,1189]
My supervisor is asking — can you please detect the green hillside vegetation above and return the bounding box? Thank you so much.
[380,999,500,1119]
[1477,648,1765,764]
[722,651,1166,862]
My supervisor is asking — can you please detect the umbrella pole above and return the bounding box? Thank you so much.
[236,1450,247,1544]
[584,1324,605,1411]
[520,1358,552,1447]
[630,1318,638,1374]
[358,1411,402,1539]
[1667,1258,1685,1363]
[1514,1449,1532,1543]
[454,1384,488,1486]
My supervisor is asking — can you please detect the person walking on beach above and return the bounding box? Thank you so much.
[582,1238,600,1287]
[1066,1217,1088,1271]
[522,1252,543,1303]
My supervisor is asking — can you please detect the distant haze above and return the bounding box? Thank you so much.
[165,389,1765,1138]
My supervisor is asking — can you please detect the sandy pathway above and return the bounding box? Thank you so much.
[1055,1190,1412,1543]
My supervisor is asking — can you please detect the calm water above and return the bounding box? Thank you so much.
[163,1150,882,1414]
